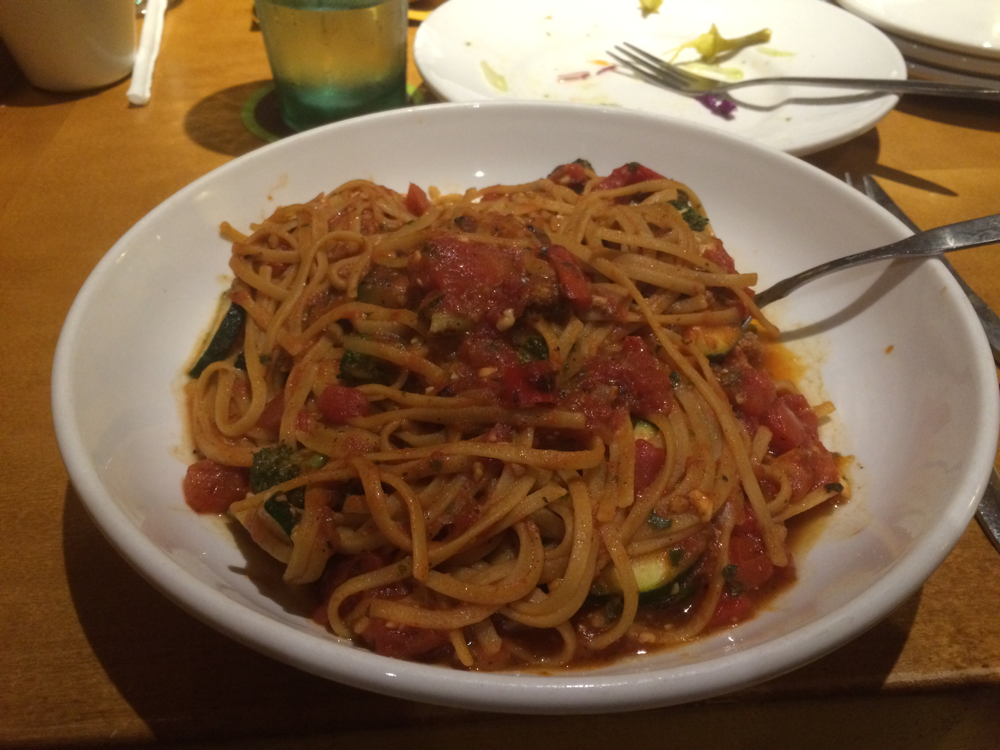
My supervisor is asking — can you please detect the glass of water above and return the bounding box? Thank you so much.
[255,0,408,131]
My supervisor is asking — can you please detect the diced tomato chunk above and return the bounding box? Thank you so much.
[703,239,737,273]
[736,368,777,419]
[570,336,675,425]
[318,384,370,424]
[257,393,285,433]
[736,555,775,590]
[728,532,774,590]
[595,162,665,191]
[709,590,754,628]
[547,162,590,192]
[726,504,776,591]
[458,323,519,371]
[500,361,557,408]
[361,618,451,660]
[545,244,592,314]
[314,550,388,624]
[773,445,841,503]
[404,183,431,216]
[183,459,250,514]
[765,393,818,454]
[410,236,524,323]
[634,438,666,492]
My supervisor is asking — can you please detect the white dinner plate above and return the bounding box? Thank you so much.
[887,31,1000,80]
[52,101,998,713]
[413,0,906,156]
[837,0,1000,61]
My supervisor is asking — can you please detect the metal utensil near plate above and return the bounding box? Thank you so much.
[853,174,1000,364]
[848,174,1000,554]
[748,213,1000,312]
[608,42,1000,99]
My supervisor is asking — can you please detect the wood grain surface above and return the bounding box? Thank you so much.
[2,1,999,746]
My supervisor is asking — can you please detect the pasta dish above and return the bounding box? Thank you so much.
[182,160,846,669]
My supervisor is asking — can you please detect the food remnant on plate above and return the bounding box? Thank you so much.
[480,60,508,91]
[639,0,662,17]
[758,47,796,58]
[670,24,772,64]
[695,93,737,119]
[681,61,744,82]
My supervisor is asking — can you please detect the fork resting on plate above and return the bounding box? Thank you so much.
[608,43,1000,99]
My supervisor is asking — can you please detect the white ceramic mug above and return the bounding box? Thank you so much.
[0,0,136,92]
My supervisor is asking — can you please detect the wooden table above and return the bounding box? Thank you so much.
[3,1,1000,746]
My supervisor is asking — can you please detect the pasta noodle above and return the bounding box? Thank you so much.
[181,159,847,670]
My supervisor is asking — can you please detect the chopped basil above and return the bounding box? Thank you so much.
[647,512,673,530]
[517,333,549,363]
[338,349,396,386]
[250,444,300,493]
[263,496,297,536]
[604,596,624,621]
[668,193,709,232]
[825,482,845,493]
[722,563,739,580]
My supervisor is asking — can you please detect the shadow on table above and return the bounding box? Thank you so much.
[804,124,958,196]
[182,80,286,158]
[896,95,1000,134]
[63,482,918,744]
[61,484,466,744]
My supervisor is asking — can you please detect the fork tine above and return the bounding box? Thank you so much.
[621,43,701,86]
[608,46,689,90]
[860,174,880,201]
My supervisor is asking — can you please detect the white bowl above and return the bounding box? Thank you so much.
[52,101,998,714]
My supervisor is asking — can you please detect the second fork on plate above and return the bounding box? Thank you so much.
[608,42,1000,99]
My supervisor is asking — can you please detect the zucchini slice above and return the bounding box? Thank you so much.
[632,419,663,447]
[590,543,702,600]
[188,303,246,377]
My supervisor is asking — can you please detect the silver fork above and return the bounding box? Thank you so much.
[749,213,1000,311]
[608,43,1000,99]
[848,173,1000,365]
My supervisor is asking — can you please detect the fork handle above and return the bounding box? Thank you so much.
[754,215,1000,308]
[727,77,1000,98]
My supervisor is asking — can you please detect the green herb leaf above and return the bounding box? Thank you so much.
[517,334,549,363]
[189,303,246,378]
[263,496,297,536]
[604,596,624,622]
[668,195,709,232]
[647,512,673,530]
[250,444,301,493]
[338,349,397,386]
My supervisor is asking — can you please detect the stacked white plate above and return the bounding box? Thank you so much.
[837,0,1000,86]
